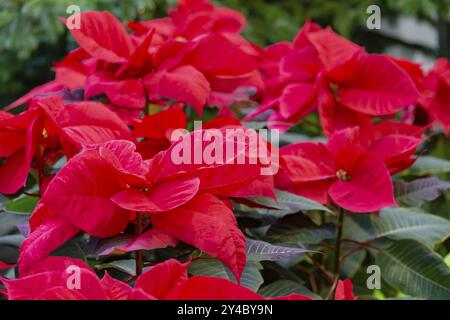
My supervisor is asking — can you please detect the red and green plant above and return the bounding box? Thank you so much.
[1,0,449,300]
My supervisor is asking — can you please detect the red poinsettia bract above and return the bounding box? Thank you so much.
[1,257,317,300]
[0,95,131,195]
[420,58,450,134]
[247,21,419,134]
[20,129,270,280]
[275,123,424,212]
[7,1,261,120]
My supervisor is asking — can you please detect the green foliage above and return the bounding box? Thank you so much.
[189,258,264,292]
[259,279,320,299]
[376,240,450,299]
[1,0,450,302]
[5,195,38,214]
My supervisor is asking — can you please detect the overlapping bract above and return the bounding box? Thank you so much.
[22,128,270,280]
[7,1,260,120]
[1,257,318,300]
[1,0,446,301]
[276,123,424,212]
[246,21,420,133]
[0,95,131,194]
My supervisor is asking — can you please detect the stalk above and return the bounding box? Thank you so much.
[334,208,345,275]
[135,213,143,277]
[326,207,345,300]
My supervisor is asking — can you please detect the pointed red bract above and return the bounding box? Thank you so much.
[276,127,399,212]
[420,58,450,134]
[152,194,246,281]
[143,65,211,115]
[2,257,108,300]
[335,279,357,300]
[339,54,419,115]
[0,95,131,194]
[18,218,79,275]
[0,110,41,194]
[96,228,178,256]
[111,177,200,212]
[39,148,132,237]
[167,276,263,300]
[68,11,133,63]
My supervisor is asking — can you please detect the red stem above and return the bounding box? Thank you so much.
[135,213,143,277]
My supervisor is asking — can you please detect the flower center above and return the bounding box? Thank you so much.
[174,36,188,43]
[336,169,350,181]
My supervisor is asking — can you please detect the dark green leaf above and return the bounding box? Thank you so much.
[376,240,450,299]
[373,207,450,246]
[259,280,320,299]
[246,238,316,261]
[395,177,450,207]
[189,258,264,292]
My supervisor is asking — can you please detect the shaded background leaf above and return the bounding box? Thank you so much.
[373,207,450,247]
[395,177,450,207]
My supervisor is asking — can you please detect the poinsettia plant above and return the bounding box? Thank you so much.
[1,0,450,301]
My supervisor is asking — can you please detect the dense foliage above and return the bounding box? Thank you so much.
[0,0,450,300]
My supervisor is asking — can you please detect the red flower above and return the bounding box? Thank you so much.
[134,259,311,300]
[21,130,270,279]
[132,107,188,159]
[276,126,401,212]
[1,257,151,300]
[130,0,246,42]
[247,22,419,134]
[335,279,357,300]
[420,58,450,135]
[0,95,131,194]
[2,257,312,300]
[358,122,425,174]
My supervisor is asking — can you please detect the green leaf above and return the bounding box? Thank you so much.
[246,239,315,261]
[235,205,289,226]
[258,279,320,299]
[373,207,450,247]
[5,195,38,214]
[248,190,331,214]
[189,258,264,292]
[445,253,450,268]
[267,224,335,245]
[341,246,366,278]
[0,234,24,247]
[395,177,450,207]
[267,215,335,245]
[342,214,376,242]
[376,240,450,300]
[407,156,450,175]
[52,239,86,262]
[97,259,136,276]
[242,121,267,130]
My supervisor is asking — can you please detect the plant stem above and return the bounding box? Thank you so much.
[333,208,345,276]
[135,213,143,277]
[325,208,345,300]
[36,147,45,196]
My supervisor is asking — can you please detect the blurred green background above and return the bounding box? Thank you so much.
[0,0,449,107]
